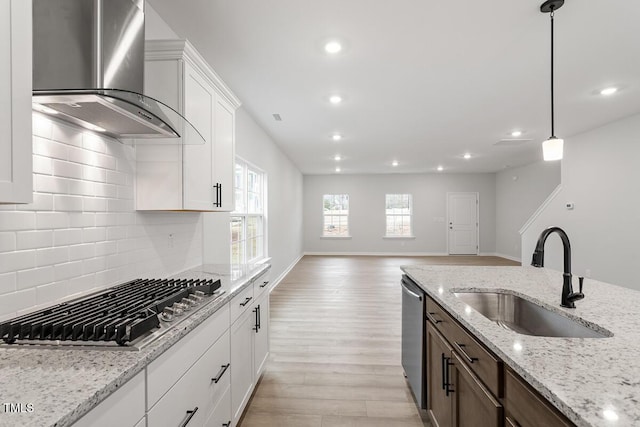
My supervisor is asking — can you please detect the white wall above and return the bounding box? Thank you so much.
[495,161,560,261]
[0,116,203,320]
[204,108,304,281]
[303,173,496,255]
[521,113,640,290]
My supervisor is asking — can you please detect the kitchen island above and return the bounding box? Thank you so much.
[401,264,640,427]
[0,263,269,427]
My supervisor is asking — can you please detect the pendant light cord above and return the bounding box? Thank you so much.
[550,9,556,138]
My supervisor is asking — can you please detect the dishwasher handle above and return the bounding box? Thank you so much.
[401,280,423,301]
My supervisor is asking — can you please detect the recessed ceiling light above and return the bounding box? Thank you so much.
[511,130,522,137]
[329,95,343,104]
[600,87,618,96]
[334,155,341,161]
[332,134,342,141]
[392,160,399,167]
[437,166,444,171]
[335,167,341,173]
[324,41,342,54]
[464,153,471,159]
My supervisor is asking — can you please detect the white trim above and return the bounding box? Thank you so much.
[320,236,352,240]
[268,254,303,293]
[304,251,449,256]
[145,39,242,108]
[481,252,522,263]
[519,184,563,235]
[382,236,416,240]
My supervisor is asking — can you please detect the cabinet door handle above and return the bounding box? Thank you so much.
[260,281,269,288]
[240,296,253,307]
[253,305,260,332]
[211,363,230,383]
[426,312,441,324]
[454,341,478,364]
[179,407,198,427]
[213,183,222,207]
[505,416,521,427]
[445,357,454,397]
[441,353,447,390]
[222,422,232,427]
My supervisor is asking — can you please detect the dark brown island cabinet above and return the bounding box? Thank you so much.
[425,295,576,427]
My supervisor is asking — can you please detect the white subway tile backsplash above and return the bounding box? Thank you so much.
[36,247,70,267]
[54,260,84,282]
[0,212,36,231]
[0,272,16,295]
[35,174,70,194]
[16,230,53,250]
[53,228,83,246]
[0,233,16,252]
[0,251,37,274]
[17,266,54,290]
[1,116,203,315]
[53,195,84,212]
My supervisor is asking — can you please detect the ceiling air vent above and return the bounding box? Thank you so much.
[273,113,282,121]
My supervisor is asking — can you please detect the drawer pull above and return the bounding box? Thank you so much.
[260,281,269,288]
[454,342,478,364]
[211,363,230,383]
[426,312,442,324]
[179,406,198,427]
[222,422,232,427]
[240,296,253,307]
[505,416,521,427]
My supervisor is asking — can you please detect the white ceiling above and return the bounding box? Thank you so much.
[148,0,640,174]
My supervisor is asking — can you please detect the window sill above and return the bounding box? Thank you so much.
[320,236,352,240]
[383,235,416,240]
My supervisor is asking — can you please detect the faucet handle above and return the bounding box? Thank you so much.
[578,276,584,294]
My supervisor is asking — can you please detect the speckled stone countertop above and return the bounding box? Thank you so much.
[401,265,639,427]
[0,262,269,427]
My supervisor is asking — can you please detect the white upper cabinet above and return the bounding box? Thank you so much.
[136,40,240,211]
[0,0,32,204]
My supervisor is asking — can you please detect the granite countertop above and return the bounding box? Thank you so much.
[401,264,639,427]
[0,262,270,427]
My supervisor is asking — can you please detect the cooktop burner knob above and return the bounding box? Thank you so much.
[187,294,202,305]
[181,297,195,310]
[194,290,205,298]
[161,307,175,322]
[173,302,187,315]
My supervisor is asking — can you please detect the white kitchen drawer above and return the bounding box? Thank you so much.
[205,385,232,427]
[147,304,230,408]
[253,267,272,300]
[72,371,145,427]
[148,329,230,427]
[229,285,254,325]
[206,330,231,420]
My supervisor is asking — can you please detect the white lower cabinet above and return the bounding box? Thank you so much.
[148,329,231,427]
[230,304,256,425]
[253,293,270,380]
[205,387,232,427]
[72,371,145,427]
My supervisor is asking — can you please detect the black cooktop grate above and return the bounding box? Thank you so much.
[0,278,221,346]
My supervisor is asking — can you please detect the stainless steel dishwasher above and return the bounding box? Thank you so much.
[401,274,426,408]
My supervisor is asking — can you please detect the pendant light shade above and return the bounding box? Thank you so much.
[541,0,564,161]
[542,137,563,161]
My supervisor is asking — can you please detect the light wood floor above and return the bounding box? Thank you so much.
[238,255,519,427]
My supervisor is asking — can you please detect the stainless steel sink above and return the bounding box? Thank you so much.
[453,291,612,338]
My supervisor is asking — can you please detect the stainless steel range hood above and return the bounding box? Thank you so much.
[32,0,204,144]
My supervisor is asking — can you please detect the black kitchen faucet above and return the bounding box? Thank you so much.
[531,226,585,308]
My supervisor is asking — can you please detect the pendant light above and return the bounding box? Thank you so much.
[541,0,564,161]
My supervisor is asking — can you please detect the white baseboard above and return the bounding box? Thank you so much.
[482,252,522,263]
[269,254,303,293]
[303,251,449,257]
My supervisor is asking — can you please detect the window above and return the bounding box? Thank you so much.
[322,194,349,237]
[385,194,413,237]
[231,159,266,266]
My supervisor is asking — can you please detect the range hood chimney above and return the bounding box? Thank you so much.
[32,0,203,144]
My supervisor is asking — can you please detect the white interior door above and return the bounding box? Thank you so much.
[447,193,478,255]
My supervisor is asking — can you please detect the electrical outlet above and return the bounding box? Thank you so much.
[168,233,174,248]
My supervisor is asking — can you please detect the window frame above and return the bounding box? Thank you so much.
[321,194,351,238]
[231,158,267,267]
[384,193,414,238]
